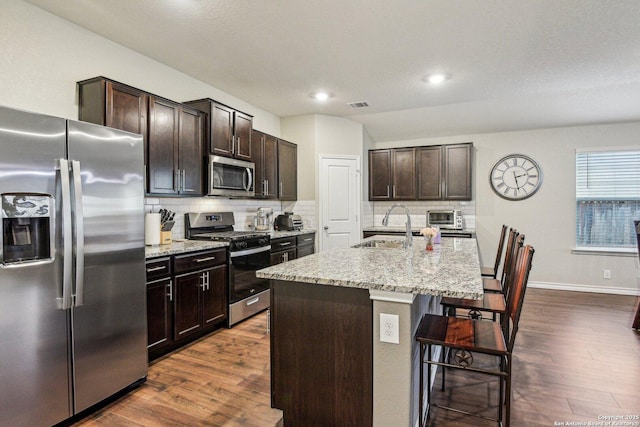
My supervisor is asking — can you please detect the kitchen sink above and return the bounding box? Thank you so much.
[352,240,405,249]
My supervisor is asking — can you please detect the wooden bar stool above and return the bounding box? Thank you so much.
[416,244,535,427]
[442,232,523,321]
[481,224,508,279]
[483,228,518,294]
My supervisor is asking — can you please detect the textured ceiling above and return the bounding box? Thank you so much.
[24,0,640,141]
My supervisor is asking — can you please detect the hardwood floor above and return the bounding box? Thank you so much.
[426,288,640,426]
[70,289,639,427]
[72,314,282,427]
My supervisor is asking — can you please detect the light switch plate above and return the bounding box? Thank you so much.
[380,313,399,344]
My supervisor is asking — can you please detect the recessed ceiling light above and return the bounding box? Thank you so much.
[311,91,331,101]
[426,73,449,85]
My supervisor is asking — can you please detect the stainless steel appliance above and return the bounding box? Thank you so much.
[208,155,255,197]
[185,212,271,326]
[0,105,147,426]
[427,209,463,230]
[274,212,303,231]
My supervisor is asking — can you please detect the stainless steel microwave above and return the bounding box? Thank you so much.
[208,155,255,197]
[427,209,463,229]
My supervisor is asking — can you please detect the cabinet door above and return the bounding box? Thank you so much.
[296,245,314,258]
[417,146,443,200]
[202,265,227,329]
[263,133,278,198]
[105,81,148,142]
[173,271,203,340]
[369,150,392,200]
[391,148,416,200]
[146,278,172,352]
[211,103,235,156]
[234,111,253,161]
[148,96,179,194]
[277,139,297,201]
[270,249,296,266]
[178,107,204,195]
[444,143,472,200]
[252,130,265,197]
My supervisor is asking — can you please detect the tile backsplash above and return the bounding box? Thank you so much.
[145,197,316,239]
[366,200,476,230]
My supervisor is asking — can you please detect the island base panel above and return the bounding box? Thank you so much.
[270,280,373,427]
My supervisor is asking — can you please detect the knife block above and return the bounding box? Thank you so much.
[160,230,172,245]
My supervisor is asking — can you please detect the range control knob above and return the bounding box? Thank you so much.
[258,238,269,246]
[236,241,248,249]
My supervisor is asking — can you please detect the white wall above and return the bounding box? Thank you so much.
[0,1,281,135]
[374,122,640,295]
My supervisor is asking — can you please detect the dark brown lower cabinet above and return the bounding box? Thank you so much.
[146,249,227,361]
[270,280,373,427]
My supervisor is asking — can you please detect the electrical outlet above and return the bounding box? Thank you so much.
[380,313,399,344]
[603,269,611,279]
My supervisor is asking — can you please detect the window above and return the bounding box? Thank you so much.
[575,148,640,250]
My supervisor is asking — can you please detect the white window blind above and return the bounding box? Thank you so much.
[575,148,640,249]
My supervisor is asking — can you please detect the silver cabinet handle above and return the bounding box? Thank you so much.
[279,241,292,246]
[386,185,390,197]
[231,137,235,154]
[181,169,186,192]
[146,265,166,273]
[71,160,85,307]
[280,182,283,196]
[195,256,216,263]
[166,281,173,301]
[265,180,269,195]
[200,272,207,290]
[303,238,313,242]
[174,169,179,191]
[57,158,73,310]
[393,185,396,198]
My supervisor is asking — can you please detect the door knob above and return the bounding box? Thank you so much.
[323,226,329,230]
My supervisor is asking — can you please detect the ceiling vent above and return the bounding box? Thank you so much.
[347,101,369,109]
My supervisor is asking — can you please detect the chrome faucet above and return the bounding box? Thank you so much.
[382,204,412,247]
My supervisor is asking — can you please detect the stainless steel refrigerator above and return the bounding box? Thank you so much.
[0,105,147,426]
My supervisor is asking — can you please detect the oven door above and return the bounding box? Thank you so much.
[229,246,270,304]
[208,155,255,197]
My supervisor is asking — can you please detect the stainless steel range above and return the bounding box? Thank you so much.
[185,212,271,326]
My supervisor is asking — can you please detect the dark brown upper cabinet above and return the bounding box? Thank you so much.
[442,143,473,200]
[147,97,204,195]
[251,129,278,199]
[370,143,472,201]
[183,99,253,161]
[77,77,205,196]
[368,148,416,200]
[277,139,297,201]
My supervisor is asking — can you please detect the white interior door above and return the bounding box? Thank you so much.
[319,155,361,252]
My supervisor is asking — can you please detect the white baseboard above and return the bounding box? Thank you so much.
[529,280,640,296]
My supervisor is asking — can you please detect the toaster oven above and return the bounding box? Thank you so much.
[427,210,463,230]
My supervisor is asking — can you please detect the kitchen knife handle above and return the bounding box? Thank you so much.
[71,160,85,307]
[56,159,73,310]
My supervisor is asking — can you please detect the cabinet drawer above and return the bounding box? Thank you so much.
[270,248,296,266]
[146,257,172,281]
[297,244,314,259]
[271,237,296,251]
[174,249,227,273]
[296,233,315,247]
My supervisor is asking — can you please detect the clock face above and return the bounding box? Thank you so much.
[490,154,542,200]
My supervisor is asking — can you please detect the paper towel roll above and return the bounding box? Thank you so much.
[145,213,161,246]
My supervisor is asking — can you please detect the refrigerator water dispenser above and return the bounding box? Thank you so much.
[1,194,53,265]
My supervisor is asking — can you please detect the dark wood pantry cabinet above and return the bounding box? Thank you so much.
[183,99,253,161]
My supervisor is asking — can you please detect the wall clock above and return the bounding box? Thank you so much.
[489,154,542,200]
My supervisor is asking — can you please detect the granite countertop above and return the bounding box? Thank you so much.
[363,226,476,236]
[256,235,483,299]
[145,229,316,259]
[145,240,229,259]
[269,229,316,239]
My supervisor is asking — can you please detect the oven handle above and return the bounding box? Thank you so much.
[230,245,272,258]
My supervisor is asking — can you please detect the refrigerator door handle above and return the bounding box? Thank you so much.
[56,159,73,310]
[71,160,85,307]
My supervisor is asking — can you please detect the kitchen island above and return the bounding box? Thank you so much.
[256,235,483,427]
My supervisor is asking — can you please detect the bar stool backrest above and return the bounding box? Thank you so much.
[505,244,535,352]
[491,224,509,277]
